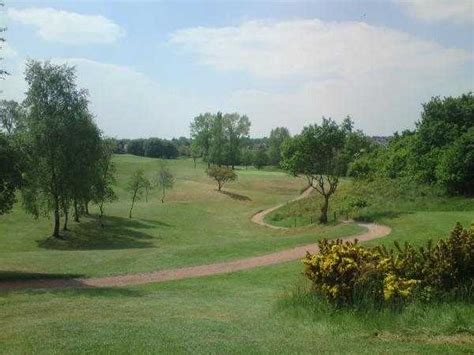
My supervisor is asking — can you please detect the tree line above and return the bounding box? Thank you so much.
[348,93,473,196]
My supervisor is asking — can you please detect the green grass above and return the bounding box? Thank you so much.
[265,178,474,247]
[0,155,362,278]
[0,261,472,353]
[1,155,473,353]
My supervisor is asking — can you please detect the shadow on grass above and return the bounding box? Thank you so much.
[0,271,84,282]
[219,190,252,201]
[37,215,166,251]
[355,210,412,223]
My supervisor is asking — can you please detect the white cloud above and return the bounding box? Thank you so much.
[170,19,470,79]
[2,58,205,138]
[171,19,473,136]
[395,0,473,25]
[8,7,125,45]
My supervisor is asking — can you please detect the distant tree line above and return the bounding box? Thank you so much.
[111,137,180,159]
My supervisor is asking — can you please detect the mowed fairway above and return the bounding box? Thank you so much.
[0,155,361,279]
[0,155,473,353]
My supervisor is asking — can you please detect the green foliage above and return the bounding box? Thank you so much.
[281,118,349,223]
[0,132,22,214]
[144,138,179,159]
[19,60,103,237]
[253,147,268,169]
[154,163,175,203]
[303,223,474,307]
[436,127,474,195]
[91,139,117,221]
[0,100,25,135]
[126,168,150,218]
[206,165,237,191]
[267,127,290,166]
[126,139,146,156]
[350,93,474,195]
[240,147,253,168]
[191,111,250,167]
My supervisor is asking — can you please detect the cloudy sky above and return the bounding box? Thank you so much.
[1,0,473,138]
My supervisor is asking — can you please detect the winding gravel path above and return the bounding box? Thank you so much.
[0,187,391,290]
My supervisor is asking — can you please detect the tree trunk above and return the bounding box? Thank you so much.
[99,202,104,227]
[319,195,329,224]
[63,207,69,231]
[74,200,80,222]
[53,196,60,238]
[129,191,137,218]
[193,158,196,168]
[84,201,89,215]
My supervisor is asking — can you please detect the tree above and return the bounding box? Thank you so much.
[91,139,117,225]
[253,147,268,169]
[209,112,226,166]
[281,118,346,224]
[154,163,175,203]
[267,127,290,166]
[190,113,213,165]
[207,166,237,191]
[0,132,21,215]
[21,60,99,238]
[0,100,25,135]
[241,147,253,169]
[223,113,251,169]
[436,128,474,196]
[126,168,149,218]
[190,141,200,168]
[126,139,146,156]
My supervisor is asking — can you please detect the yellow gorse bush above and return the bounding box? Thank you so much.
[303,223,473,306]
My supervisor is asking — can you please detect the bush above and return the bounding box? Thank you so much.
[206,165,237,191]
[303,223,474,307]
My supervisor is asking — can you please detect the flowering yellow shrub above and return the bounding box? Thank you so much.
[303,223,473,306]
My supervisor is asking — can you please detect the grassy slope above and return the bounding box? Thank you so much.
[265,179,474,247]
[0,155,361,279]
[1,155,473,353]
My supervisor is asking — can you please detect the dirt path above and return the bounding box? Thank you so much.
[0,188,391,290]
[251,186,313,229]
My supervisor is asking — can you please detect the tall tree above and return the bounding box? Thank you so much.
[21,60,98,238]
[91,139,117,225]
[154,163,175,203]
[190,113,214,166]
[281,118,346,224]
[223,113,251,169]
[267,127,290,166]
[0,132,21,215]
[209,112,226,166]
[126,168,149,219]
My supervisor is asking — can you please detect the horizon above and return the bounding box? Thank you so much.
[1,0,473,139]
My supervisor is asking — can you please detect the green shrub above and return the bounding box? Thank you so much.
[303,223,474,307]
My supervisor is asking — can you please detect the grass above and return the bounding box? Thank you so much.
[1,155,473,353]
[0,262,472,353]
[265,178,474,247]
[0,155,361,279]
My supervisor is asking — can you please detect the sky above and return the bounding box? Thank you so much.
[1,0,473,139]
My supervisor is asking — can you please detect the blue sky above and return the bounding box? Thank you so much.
[1,0,473,138]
